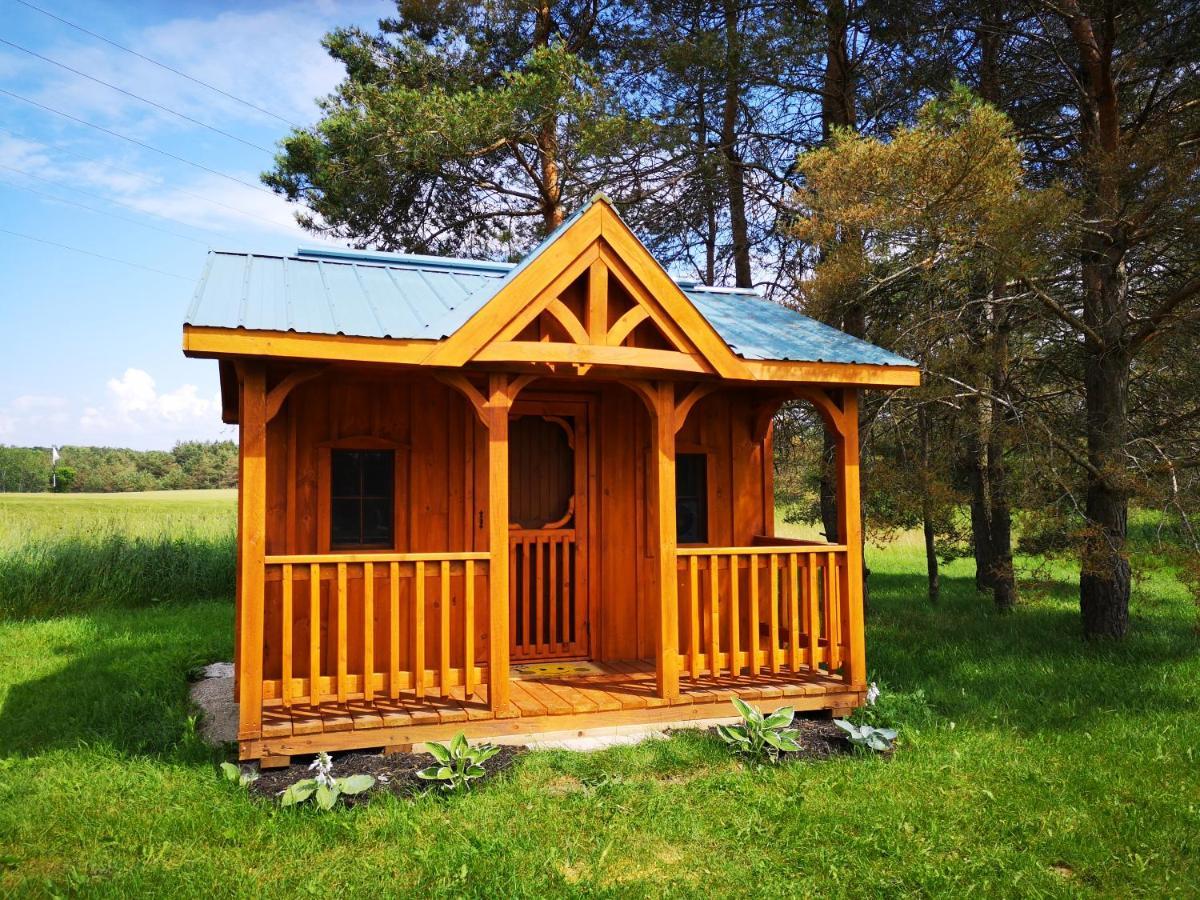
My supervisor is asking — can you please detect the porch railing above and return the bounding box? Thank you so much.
[675,538,848,680]
[261,551,489,707]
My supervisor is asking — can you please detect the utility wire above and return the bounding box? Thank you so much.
[12,0,302,128]
[0,36,275,153]
[0,225,193,280]
[0,124,287,229]
[0,159,234,241]
[0,87,278,196]
[0,169,212,245]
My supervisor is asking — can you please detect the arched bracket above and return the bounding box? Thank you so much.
[541,414,576,449]
[673,384,719,434]
[437,372,540,428]
[436,373,490,427]
[265,366,326,423]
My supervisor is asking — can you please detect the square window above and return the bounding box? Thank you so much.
[330,449,394,548]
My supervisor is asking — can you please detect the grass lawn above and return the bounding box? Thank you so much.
[1,492,1198,897]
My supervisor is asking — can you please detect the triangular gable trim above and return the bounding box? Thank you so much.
[422,197,750,378]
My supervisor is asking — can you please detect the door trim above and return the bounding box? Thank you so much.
[508,395,594,661]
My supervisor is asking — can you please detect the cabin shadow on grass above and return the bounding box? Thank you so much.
[0,602,232,759]
[863,564,1197,735]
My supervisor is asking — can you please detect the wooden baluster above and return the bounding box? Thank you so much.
[799,555,811,666]
[688,556,701,678]
[509,538,518,658]
[439,560,451,697]
[563,537,573,653]
[808,555,820,669]
[389,561,400,699]
[548,534,559,654]
[708,554,720,676]
[768,554,780,673]
[827,551,840,672]
[728,554,740,677]
[413,560,426,698]
[308,563,320,706]
[336,562,348,704]
[362,562,374,704]
[788,554,801,673]
[748,553,760,676]
[281,564,292,708]
[522,537,532,657]
[464,560,476,695]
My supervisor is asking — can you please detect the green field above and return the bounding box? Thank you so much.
[0,492,1197,897]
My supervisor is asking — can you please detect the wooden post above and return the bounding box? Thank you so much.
[485,374,513,715]
[648,381,681,701]
[237,363,267,740]
[836,388,867,688]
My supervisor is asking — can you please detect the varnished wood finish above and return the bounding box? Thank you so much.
[236,364,267,741]
[244,659,863,761]
[203,197,896,763]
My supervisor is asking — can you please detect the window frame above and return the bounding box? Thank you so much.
[674,447,713,547]
[316,436,405,553]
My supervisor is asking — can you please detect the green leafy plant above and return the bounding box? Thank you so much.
[219,761,259,787]
[416,733,501,793]
[716,698,802,763]
[851,680,933,730]
[834,719,898,752]
[279,752,374,809]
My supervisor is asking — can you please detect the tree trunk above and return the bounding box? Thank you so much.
[815,0,867,602]
[988,287,1018,612]
[534,1,563,232]
[720,0,752,288]
[1065,1,1131,638]
[1080,326,1131,637]
[919,408,939,603]
[966,392,994,592]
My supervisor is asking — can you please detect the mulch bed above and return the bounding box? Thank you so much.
[686,717,867,762]
[247,745,524,806]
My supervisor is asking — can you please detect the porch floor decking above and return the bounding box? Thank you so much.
[251,661,864,761]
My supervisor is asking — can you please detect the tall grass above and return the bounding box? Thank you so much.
[0,491,236,619]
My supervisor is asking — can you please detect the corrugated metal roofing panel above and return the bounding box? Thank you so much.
[685,287,915,367]
[185,199,916,367]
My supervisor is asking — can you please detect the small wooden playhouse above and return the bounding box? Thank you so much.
[183,195,918,765]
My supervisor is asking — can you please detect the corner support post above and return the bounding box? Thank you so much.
[648,381,681,701]
[485,373,514,715]
[836,388,867,688]
[237,362,267,740]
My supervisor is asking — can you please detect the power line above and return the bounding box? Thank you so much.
[0,124,290,230]
[0,36,275,154]
[0,159,233,241]
[0,226,193,280]
[0,87,278,197]
[0,169,212,246]
[12,0,302,128]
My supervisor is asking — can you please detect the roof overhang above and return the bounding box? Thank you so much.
[184,323,920,388]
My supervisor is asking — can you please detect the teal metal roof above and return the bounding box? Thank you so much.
[185,205,914,368]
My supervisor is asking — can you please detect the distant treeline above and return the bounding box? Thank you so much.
[0,442,237,493]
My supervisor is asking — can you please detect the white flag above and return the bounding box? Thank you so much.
[51,446,60,465]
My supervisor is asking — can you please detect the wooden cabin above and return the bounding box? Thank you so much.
[182,195,918,765]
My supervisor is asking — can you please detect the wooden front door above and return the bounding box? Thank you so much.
[508,398,590,660]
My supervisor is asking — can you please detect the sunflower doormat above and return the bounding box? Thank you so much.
[511,661,605,678]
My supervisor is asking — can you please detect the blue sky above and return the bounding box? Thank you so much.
[0,0,392,449]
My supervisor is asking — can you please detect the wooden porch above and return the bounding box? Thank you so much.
[244,537,860,762]
[249,659,863,761]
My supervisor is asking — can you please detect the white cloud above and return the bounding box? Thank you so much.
[82,368,220,431]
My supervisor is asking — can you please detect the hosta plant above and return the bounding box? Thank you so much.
[417,733,501,793]
[834,719,898,752]
[279,752,375,809]
[219,762,258,787]
[717,698,802,764]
